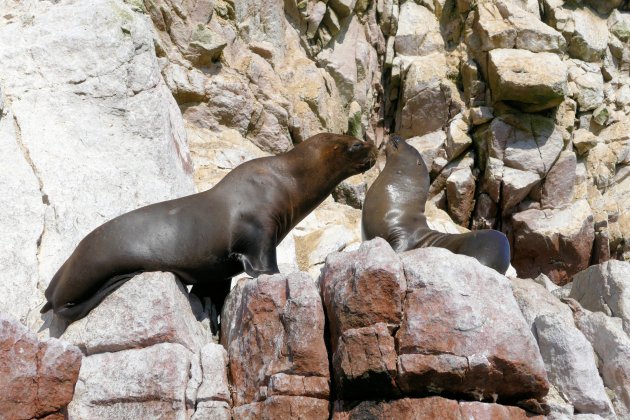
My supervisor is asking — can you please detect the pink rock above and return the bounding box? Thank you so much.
[512,199,594,285]
[0,313,82,419]
[319,238,406,353]
[321,239,548,403]
[333,397,544,419]
[333,323,399,399]
[221,273,329,408]
[233,396,329,419]
[397,248,549,400]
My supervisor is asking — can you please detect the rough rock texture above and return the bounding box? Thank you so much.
[0,0,195,329]
[574,306,630,419]
[488,49,568,111]
[512,200,595,285]
[535,314,616,417]
[190,343,232,420]
[68,343,195,419]
[333,397,544,419]
[0,313,82,419]
[320,238,549,402]
[570,260,630,334]
[4,0,630,418]
[59,272,211,355]
[221,273,330,415]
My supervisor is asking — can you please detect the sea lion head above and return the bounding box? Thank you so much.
[302,133,378,177]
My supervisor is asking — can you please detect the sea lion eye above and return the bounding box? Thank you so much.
[348,141,363,153]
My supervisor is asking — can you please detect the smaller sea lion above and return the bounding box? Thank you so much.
[42,133,378,330]
[361,135,510,274]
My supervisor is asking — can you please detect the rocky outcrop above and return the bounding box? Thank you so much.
[43,273,226,419]
[221,273,330,418]
[0,0,195,329]
[573,305,630,419]
[569,260,630,334]
[59,272,212,354]
[511,199,595,284]
[0,313,82,419]
[333,397,544,419]
[2,0,630,418]
[320,238,549,405]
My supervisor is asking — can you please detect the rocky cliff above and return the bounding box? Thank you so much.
[1,0,630,419]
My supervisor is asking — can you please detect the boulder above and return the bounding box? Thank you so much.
[510,278,616,417]
[0,0,195,329]
[396,54,454,137]
[475,113,564,179]
[68,343,194,419]
[333,397,544,419]
[568,59,605,112]
[320,239,549,402]
[472,1,565,53]
[221,273,330,414]
[511,199,595,284]
[445,114,473,160]
[397,247,548,401]
[394,2,444,56]
[446,167,476,226]
[488,49,568,111]
[569,260,630,335]
[319,238,405,353]
[61,272,212,355]
[0,313,82,419]
[501,166,540,212]
[541,150,577,209]
[535,314,616,417]
[574,307,630,419]
[568,7,609,63]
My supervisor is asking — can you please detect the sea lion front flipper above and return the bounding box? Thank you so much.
[241,244,280,277]
[191,279,232,335]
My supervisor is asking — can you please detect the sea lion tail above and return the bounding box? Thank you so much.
[40,301,53,314]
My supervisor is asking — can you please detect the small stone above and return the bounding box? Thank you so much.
[470,106,494,125]
[188,24,227,65]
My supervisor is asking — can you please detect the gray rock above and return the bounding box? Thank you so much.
[395,2,444,56]
[574,307,630,419]
[568,60,605,112]
[68,343,194,419]
[570,260,630,335]
[488,49,568,112]
[535,314,616,418]
[473,1,565,53]
[61,272,212,355]
[396,54,452,137]
[0,0,195,330]
[568,7,609,62]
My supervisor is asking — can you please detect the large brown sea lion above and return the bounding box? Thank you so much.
[42,133,377,330]
[361,135,510,274]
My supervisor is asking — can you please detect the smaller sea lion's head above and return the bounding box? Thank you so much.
[384,135,424,167]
